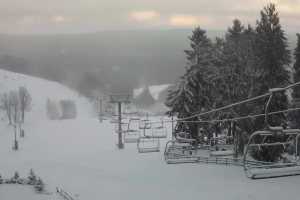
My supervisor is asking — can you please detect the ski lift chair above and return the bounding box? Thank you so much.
[151,119,168,139]
[243,88,300,179]
[113,121,129,134]
[137,119,160,153]
[110,114,126,123]
[164,131,199,164]
[124,118,141,143]
[137,136,160,153]
[139,119,152,130]
[110,117,118,124]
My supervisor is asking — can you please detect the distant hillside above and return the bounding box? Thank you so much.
[0,30,223,91]
[0,30,297,95]
[0,69,91,121]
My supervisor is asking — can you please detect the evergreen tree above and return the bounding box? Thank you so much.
[183,27,216,116]
[134,86,155,108]
[256,3,290,90]
[28,169,37,185]
[249,4,291,161]
[34,178,45,192]
[10,171,20,183]
[290,33,300,128]
[293,33,300,98]
[215,20,260,155]
[255,3,290,127]
[220,19,245,107]
[13,171,19,180]
[211,37,225,68]
[220,20,260,110]
[165,27,216,139]
[242,25,261,98]
[184,27,213,66]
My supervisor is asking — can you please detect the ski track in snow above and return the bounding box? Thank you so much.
[0,69,299,200]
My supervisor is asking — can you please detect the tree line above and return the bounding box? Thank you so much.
[0,86,31,125]
[165,3,300,156]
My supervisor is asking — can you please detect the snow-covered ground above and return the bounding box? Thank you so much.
[0,70,300,200]
[0,185,50,200]
[1,118,300,200]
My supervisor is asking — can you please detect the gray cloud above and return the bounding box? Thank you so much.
[0,0,299,33]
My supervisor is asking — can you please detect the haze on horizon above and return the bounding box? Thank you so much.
[1,0,300,34]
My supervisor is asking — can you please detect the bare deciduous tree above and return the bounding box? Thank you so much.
[9,90,20,125]
[9,91,20,150]
[0,93,12,125]
[18,86,31,123]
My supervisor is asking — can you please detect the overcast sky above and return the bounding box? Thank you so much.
[1,0,299,34]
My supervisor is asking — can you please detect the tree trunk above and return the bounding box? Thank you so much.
[21,106,25,123]
[228,121,232,137]
[7,105,12,125]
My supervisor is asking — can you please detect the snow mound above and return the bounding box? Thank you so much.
[0,69,92,121]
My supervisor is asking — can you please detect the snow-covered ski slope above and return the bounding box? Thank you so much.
[0,69,92,120]
[1,119,300,200]
[0,70,300,200]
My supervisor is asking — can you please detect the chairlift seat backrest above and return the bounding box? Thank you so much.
[139,120,151,129]
[175,132,196,143]
[137,136,160,153]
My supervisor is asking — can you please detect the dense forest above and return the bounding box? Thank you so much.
[165,3,300,158]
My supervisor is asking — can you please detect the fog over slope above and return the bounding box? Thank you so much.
[0,29,297,95]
